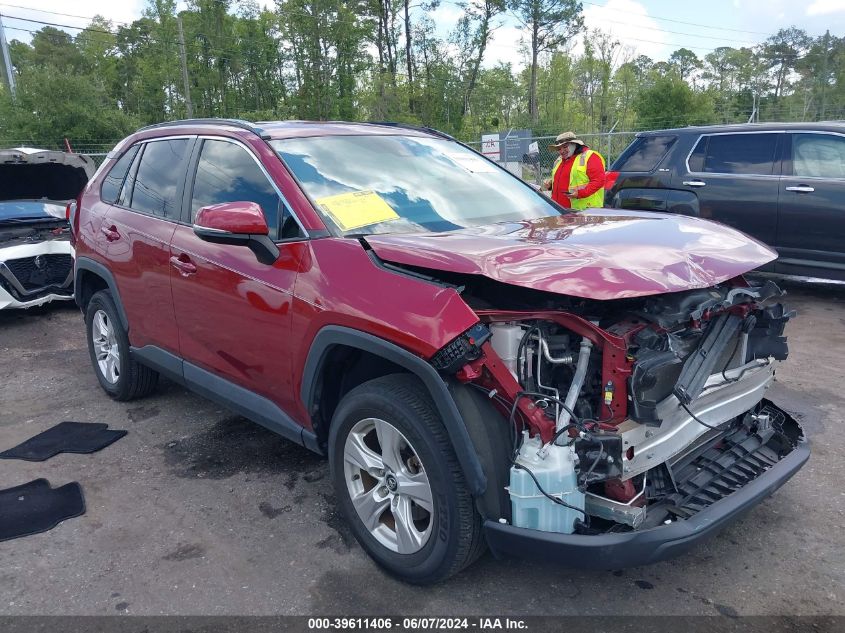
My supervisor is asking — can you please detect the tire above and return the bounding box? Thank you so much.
[85,289,158,401]
[328,374,485,585]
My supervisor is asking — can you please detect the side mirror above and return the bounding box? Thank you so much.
[193,201,279,265]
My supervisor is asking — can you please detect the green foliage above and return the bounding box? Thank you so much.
[0,0,840,152]
[633,73,715,129]
[0,65,138,146]
[507,0,583,122]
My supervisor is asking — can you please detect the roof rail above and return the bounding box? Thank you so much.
[137,118,269,138]
[363,121,456,141]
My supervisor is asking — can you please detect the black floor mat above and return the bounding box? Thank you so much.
[0,421,127,462]
[0,479,85,542]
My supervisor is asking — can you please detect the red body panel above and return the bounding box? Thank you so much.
[169,225,305,415]
[195,201,269,234]
[288,238,479,425]
[100,206,179,352]
[364,210,778,300]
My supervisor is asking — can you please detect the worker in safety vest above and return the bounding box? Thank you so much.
[543,131,606,210]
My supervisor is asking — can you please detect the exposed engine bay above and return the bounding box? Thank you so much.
[429,276,803,536]
[0,220,70,248]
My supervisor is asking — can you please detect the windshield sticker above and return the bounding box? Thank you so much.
[315,190,400,232]
[447,153,497,173]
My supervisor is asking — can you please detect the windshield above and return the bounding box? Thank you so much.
[271,135,560,235]
[0,200,66,223]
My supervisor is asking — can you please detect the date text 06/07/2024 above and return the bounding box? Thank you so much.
[307,617,528,630]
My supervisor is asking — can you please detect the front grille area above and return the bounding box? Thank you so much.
[667,428,781,518]
[4,254,72,292]
[640,401,802,528]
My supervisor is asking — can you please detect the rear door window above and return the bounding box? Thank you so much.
[611,135,676,172]
[791,133,845,179]
[127,139,191,218]
[690,133,779,175]
[101,145,139,204]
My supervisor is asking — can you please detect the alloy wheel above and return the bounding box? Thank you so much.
[92,309,120,384]
[343,417,434,554]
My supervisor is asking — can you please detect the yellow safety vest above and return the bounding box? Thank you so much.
[551,149,606,210]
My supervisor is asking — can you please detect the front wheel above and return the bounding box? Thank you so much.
[328,374,485,584]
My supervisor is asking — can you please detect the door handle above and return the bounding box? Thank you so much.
[682,180,706,187]
[785,185,815,193]
[100,225,121,242]
[169,254,197,276]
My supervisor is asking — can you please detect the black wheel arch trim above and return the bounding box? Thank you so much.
[301,325,488,497]
[74,257,129,331]
[484,432,810,569]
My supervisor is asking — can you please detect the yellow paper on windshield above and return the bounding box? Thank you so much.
[315,190,399,231]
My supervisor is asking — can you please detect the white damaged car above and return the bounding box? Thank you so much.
[0,148,95,310]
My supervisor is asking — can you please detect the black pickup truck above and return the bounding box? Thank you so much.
[606,122,845,281]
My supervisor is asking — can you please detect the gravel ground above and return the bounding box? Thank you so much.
[0,278,843,616]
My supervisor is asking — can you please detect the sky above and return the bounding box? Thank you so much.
[1,0,844,70]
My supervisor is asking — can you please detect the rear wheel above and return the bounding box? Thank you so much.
[85,290,158,401]
[328,374,485,584]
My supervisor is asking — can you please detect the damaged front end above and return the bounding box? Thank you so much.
[430,276,808,568]
[0,221,74,310]
[0,147,92,310]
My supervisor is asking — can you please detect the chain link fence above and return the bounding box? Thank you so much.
[0,139,114,165]
[465,131,637,186]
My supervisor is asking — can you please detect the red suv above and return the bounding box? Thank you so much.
[72,119,808,584]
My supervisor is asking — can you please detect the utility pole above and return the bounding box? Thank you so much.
[0,13,16,98]
[177,16,193,118]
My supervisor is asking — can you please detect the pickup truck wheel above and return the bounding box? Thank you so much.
[328,374,484,584]
[85,290,158,401]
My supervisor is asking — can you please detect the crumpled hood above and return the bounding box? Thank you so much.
[364,210,778,300]
[0,148,95,203]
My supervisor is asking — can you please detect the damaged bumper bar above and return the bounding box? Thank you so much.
[484,410,808,570]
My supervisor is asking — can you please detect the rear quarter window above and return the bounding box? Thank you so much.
[127,139,191,218]
[611,135,676,172]
[100,145,139,204]
[792,133,845,179]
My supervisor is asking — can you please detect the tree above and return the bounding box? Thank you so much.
[633,73,714,129]
[0,63,137,147]
[451,0,505,116]
[469,63,522,131]
[509,0,582,123]
[575,29,619,130]
[761,27,810,101]
[669,48,701,84]
[1,5,841,151]
[796,31,843,120]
